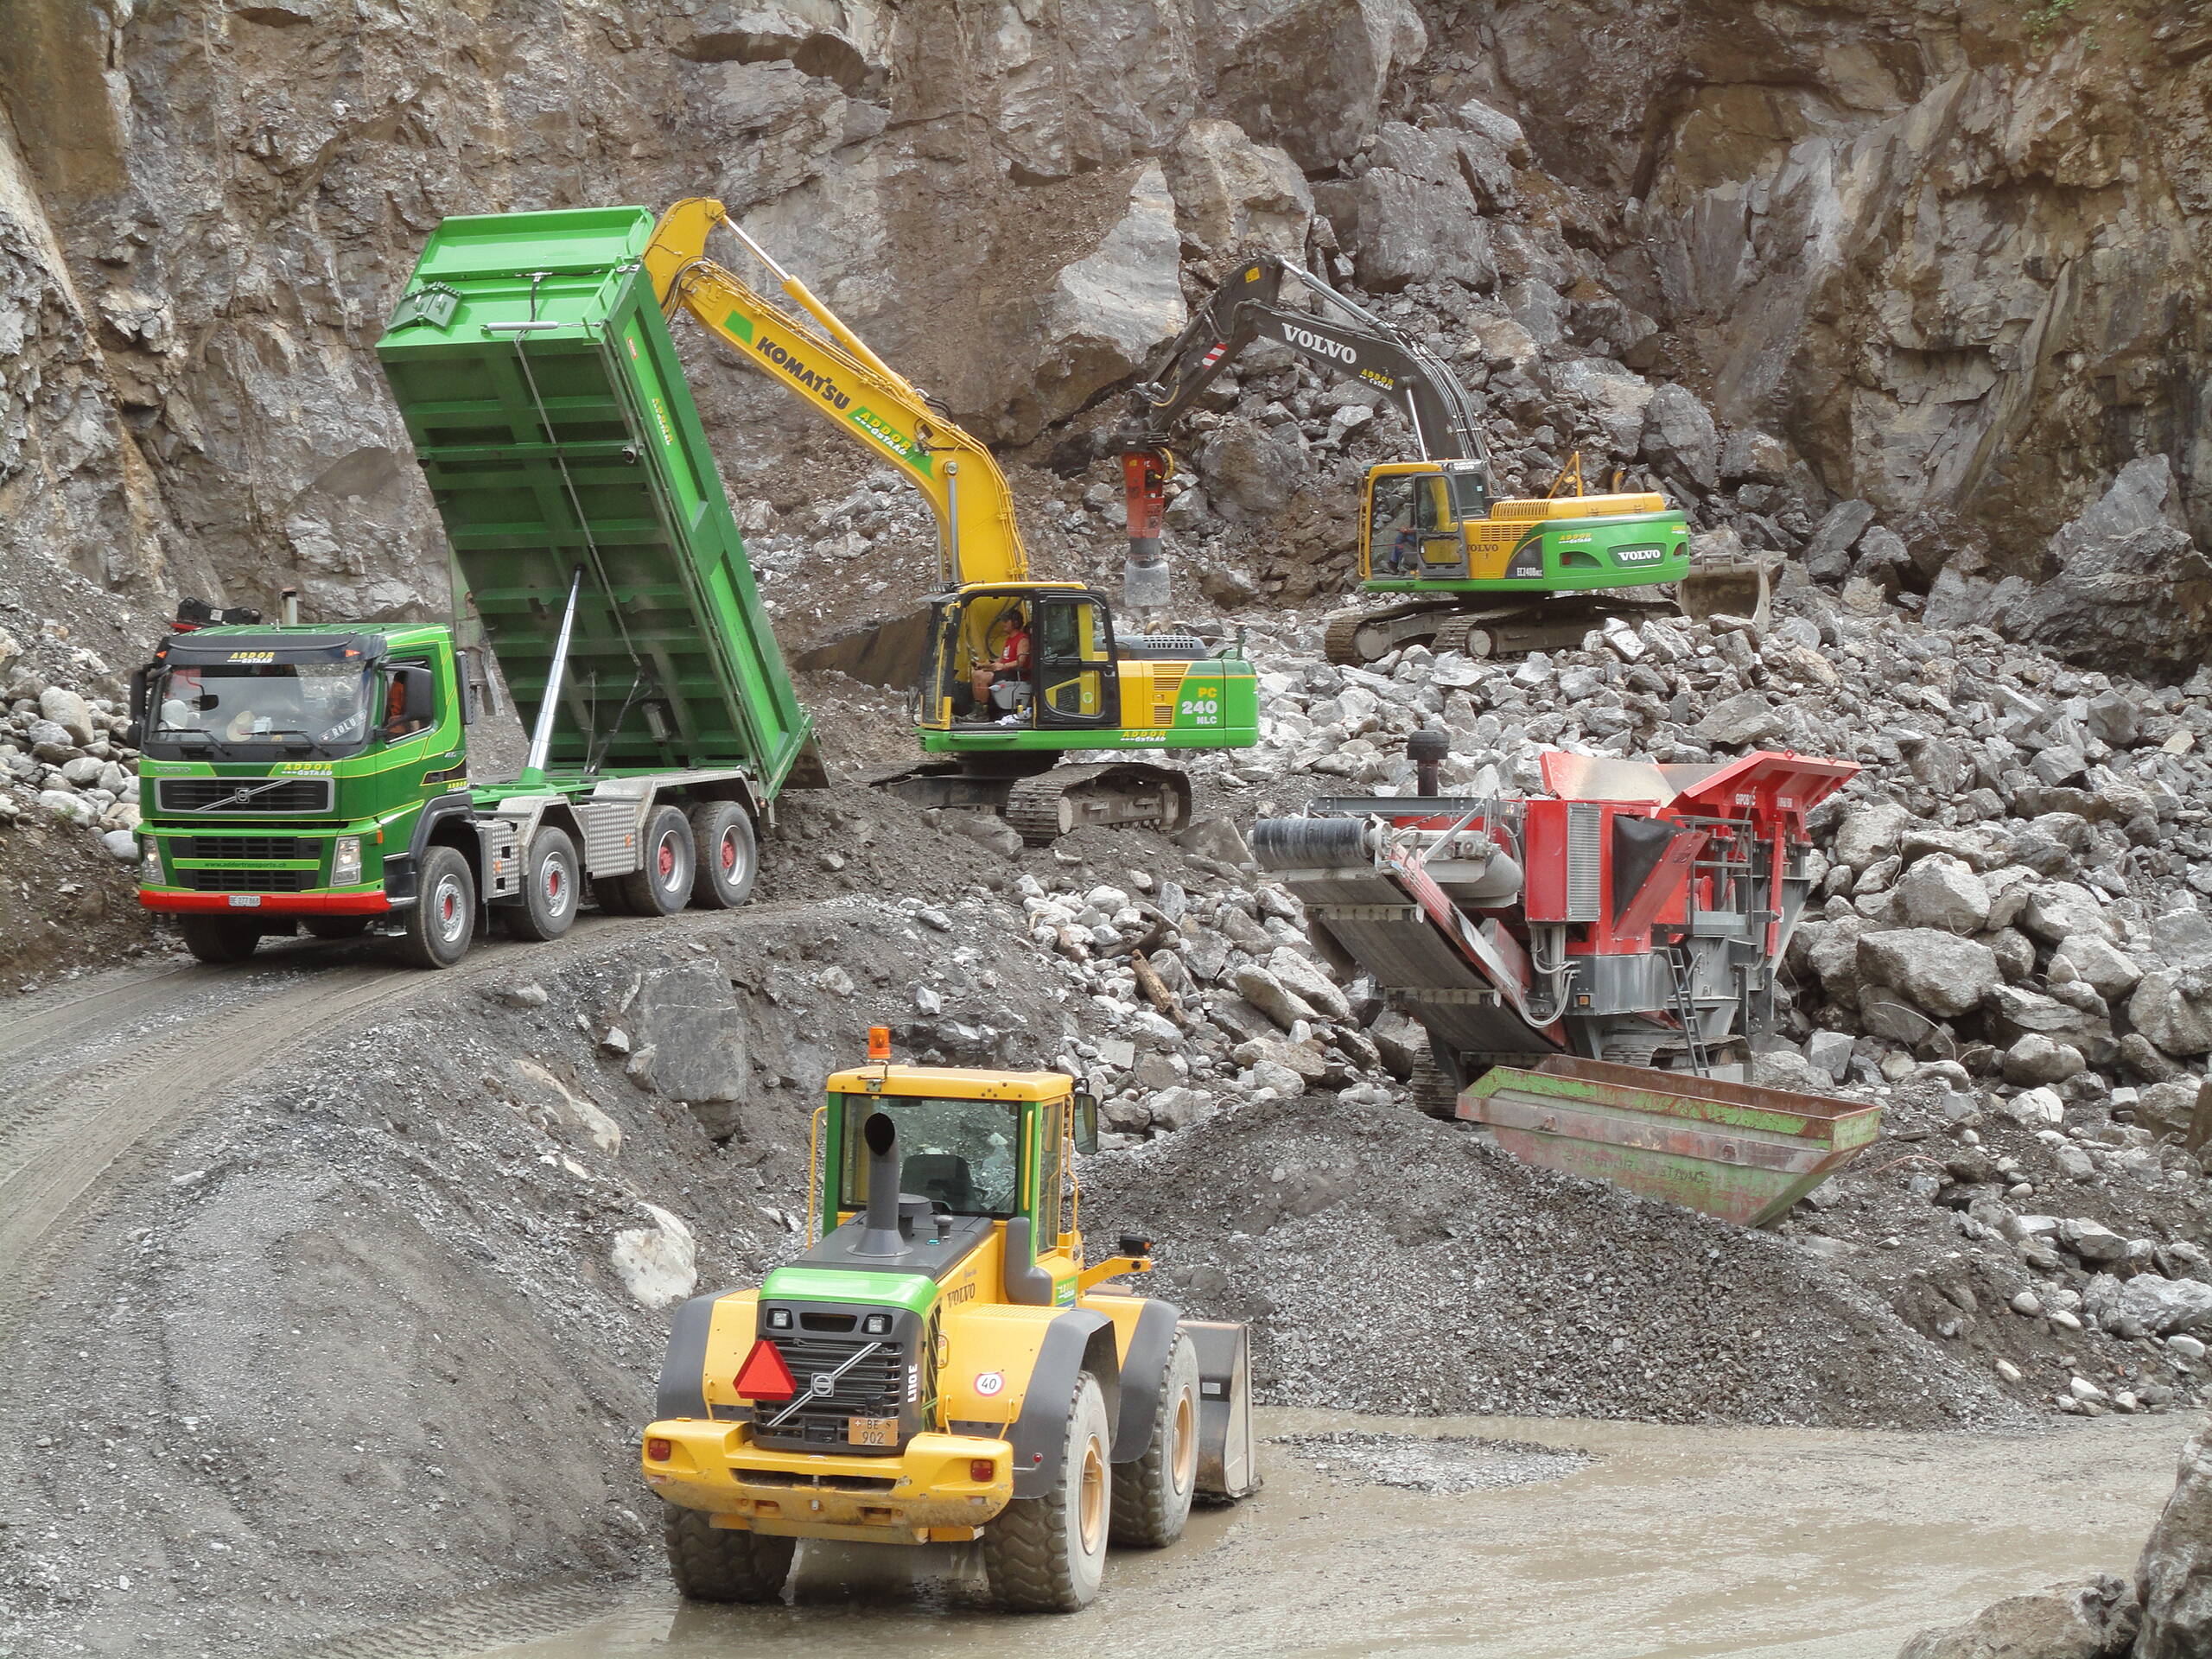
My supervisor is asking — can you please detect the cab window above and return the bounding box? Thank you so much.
[839,1095,1024,1217]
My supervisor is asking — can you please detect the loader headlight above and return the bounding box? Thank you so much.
[862,1313,893,1336]
[332,836,362,886]
[766,1306,793,1332]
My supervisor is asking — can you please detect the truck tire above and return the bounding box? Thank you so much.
[302,917,371,941]
[1109,1330,1198,1548]
[661,1505,793,1604]
[502,827,580,942]
[982,1372,1111,1614]
[393,844,475,969]
[179,916,261,963]
[688,801,757,910]
[615,805,695,917]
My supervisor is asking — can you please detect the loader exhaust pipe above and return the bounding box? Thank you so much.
[1408,728,1447,797]
[855,1112,909,1257]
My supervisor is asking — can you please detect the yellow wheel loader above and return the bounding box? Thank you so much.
[640,1029,1257,1612]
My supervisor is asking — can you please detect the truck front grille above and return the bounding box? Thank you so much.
[171,836,312,861]
[156,778,334,814]
[180,869,314,893]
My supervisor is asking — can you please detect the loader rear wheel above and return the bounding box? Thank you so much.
[982,1372,1111,1613]
[661,1505,793,1604]
[179,916,261,963]
[688,801,757,909]
[1109,1331,1198,1548]
[616,805,695,916]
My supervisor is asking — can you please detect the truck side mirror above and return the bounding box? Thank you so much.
[395,664,435,727]
[1073,1091,1099,1155]
[124,667,148,749]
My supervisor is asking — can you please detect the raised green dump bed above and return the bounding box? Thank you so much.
[376,206,811,790]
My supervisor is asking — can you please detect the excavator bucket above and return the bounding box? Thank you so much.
[1457,1056,1881,1227]
[1678,554,1779,630]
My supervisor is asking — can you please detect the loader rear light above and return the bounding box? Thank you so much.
[734,1338,798,1401]
[969,1459,996,1483]
[645,1438,673,1462]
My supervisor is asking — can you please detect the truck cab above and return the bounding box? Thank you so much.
[641,1046,1255,1612]
[132,621,476,959]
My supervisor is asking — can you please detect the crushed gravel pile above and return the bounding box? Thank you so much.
[1085,1092,2025,1430]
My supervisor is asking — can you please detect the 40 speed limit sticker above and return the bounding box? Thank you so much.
[974,1370,1005,1397]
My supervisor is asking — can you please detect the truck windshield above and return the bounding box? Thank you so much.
[840,1095,1025,1217]
[145,662,375,760]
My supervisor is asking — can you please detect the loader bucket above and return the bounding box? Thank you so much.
[1180,1319,1260,1499]
[1678,555,1778,631]
[1458,1056,1879,1227]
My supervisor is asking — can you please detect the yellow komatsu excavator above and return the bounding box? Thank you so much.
[639,201,1258,842]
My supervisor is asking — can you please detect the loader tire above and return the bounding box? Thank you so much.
[661,1505,794,1604]
[982,1371,1111,1613]
[1109,1330,1198,1548]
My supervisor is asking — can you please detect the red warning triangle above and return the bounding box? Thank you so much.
[734,1338,797,1401]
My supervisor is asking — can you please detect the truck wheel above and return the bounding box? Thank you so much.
[179,916,261,963]
[393,845,475,969]
[615,805,695,917]
[661,1505,793,1604]
[1109,1331,1199,1548]
[982,1372,1111,1614]
[502,827,580,942]
[688,801,757,909]
[302,917,371,941]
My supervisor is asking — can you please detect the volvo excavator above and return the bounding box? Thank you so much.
[1116,254,1763,667]
[641,200,1256,842]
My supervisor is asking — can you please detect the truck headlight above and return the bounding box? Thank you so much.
[141,838,161,884]
[332,836,362,886]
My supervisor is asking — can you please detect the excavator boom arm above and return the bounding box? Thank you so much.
[1122,255,1489,467]
[642,200,1027,588]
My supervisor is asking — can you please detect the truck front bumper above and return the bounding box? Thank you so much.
[137,888,394,916]
[641,1419,1014,1543]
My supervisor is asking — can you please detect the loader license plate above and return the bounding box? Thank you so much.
[847,1416,897,1447]
[227,894,262,908]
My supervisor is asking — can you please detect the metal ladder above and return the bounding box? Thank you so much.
[1665,944,1713,1077]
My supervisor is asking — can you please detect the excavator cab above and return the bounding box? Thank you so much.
[922,584,1121,734]
[1363,465,1471,582]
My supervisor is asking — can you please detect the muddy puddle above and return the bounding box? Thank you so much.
[310,1408,2191,1659]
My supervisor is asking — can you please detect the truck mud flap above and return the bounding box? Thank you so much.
[1179,1319,1258,1500]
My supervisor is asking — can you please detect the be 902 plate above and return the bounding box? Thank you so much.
[847,1416,897,1447]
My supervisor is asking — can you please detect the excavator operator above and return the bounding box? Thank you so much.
[969,601,1032,723]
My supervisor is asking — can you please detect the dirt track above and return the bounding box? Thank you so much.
[303,1408,2196,1659]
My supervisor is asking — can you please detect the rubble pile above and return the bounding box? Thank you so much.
[0,629,141,861]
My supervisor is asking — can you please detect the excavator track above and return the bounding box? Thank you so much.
[1003,763,1194,845]
[1323,594,1685,666]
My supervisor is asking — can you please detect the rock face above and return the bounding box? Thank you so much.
[2004,459,2212,674]
[2138,1419,2212,1659]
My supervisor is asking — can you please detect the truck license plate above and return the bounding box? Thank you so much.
[847,1416,897,1447]
[227,894,262,908]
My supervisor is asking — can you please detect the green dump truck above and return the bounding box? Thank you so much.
[131,207,821,968]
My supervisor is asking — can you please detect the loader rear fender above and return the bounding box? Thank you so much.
[1009,1310,1120,1498]
[1108,1297,1183,1464]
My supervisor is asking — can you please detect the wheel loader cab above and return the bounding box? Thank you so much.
[921,584,1122,733]
[1363,464,1473,581]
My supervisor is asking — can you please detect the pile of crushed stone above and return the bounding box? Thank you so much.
[1274,1431,1595,1494]
[1084,1093,2028,1431]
